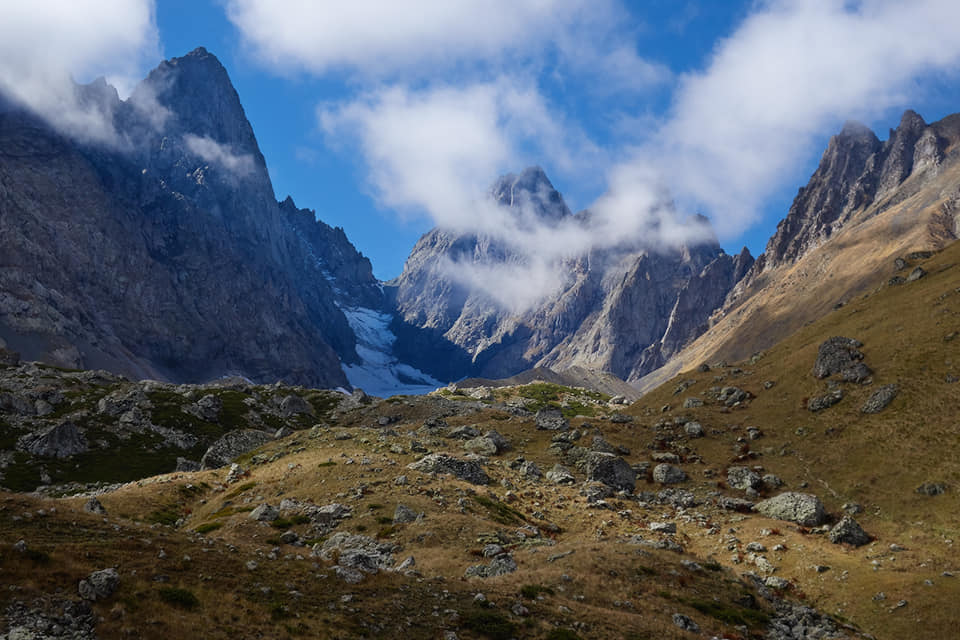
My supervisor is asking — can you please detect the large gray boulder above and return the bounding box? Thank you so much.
[812,337,866,379]
[754,492,828,526]
[727,466,762,492]
[317,533,395,583]
[78,568,119,601]
[17,422,87,459]
[828,516,870,546]
[407,454,490,485]
[200,429,273,469]
[535,409,569,431]
[652,463,687,484]
[584,452,636,492]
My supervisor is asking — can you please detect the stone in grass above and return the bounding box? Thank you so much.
[672,613,700,632]
[79,568,119,601]
[861,384,898,414]
[754,492,828,527]
[583,452,636,492]
[807,389,843,412]
[392,504,420,524]
[535,409,569,431]
[407,453,490,485]
[727,466,762,492]
[83,497,106,515]
[828,516,871,547]
[652,464,687,485]
[249,504,279,522]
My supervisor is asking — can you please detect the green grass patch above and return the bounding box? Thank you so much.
[377,525,397,538]
[194,522,223,534]
[147,507,181,526]
[683,598,770,627]
[520,584,554,599]
[158,587,200,610]
[474,494,527,525]
[376,516,393,525]
[317,461,337,468]
[270,514,311,529]
[546,630,582,640]
[462,609,518,640]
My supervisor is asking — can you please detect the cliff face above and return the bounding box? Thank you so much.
[0,48,380,388]
[390,167,753,383]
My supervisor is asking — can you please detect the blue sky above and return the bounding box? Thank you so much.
[5,2,960,282]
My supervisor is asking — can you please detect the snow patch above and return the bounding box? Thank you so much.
[341,306,443,397]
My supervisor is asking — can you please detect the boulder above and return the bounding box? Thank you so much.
[684,421,705,438]
[200,429,273,469]
[407,454,490,485]
[828,516,870,546]
[249,504,279,522]
[318,533,395,581]
[465,553,517,578]
[754,492,827,526]
[812,337,864,379]
[906,266,926,282]
[546,464,576,485]
[807,389,843,411]
[191,394,222,421]
[652,464,687,484]
[727,466,762,492]
[279,394,314,417]
[916,482,947,496]
[535,409,569,431]
[78,568,119,601]
[83,498,106,515]
[861,384,898,413]
[518,460,543,480]
[392,504,420,524]
[583,452,636,492]
[672,613,700,632]
[17,422,87,459]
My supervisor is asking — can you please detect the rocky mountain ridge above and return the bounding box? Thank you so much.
[0,48,383,389]
[391,167,754,385]
[638,109,960,391]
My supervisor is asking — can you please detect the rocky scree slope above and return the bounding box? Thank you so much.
[639,109,960,391]
[0,367,872,639]
[389,166,754,384]
[0,47,380,388]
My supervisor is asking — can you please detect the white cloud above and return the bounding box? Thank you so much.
[601,0,960,241]
[226,0,661,86]
[183,134,257,176]
[0,0,160,145]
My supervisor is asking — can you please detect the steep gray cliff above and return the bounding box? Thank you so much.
[390,167,753,383]
[0,48,380,387]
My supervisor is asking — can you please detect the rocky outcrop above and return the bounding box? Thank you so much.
[0,48,381,388]
[200,429,273,469]
[754,492,827,527]
[390,166,753,383]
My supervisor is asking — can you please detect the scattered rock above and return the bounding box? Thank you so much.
[861,384,898,413]
[78,568,119,601]
[583,452,636,492]
[249,504,280,522]
[684,421,704,438]
[807,389,843,412]
[719,387,749,407]
[828,516,870,546]
[916,482,947,496]
[465,553,517,578]
[393,504,420,524]
[518,460,543,480]
[812,336,865,379]
[83,498,106,515]
[609,412,633,424]
[448,425,481,440]
[652,464,687,484]
[200,429,273,469]
[407,454,490,485]
[727,466,762,492]
[0,347,21,366]
[682,397,703,408]
[535,409,569,431]
[546,464,576,485]
[671,613,700,632]
[754,492,828,526]
[318,533,395,582]
[17,422,87,459]
[906,266,926,282]
[175,457,201,472]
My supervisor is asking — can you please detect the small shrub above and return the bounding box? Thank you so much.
[376,516,393,525]
[377,525,397,538]
[147,508,180,526]
[520,584,554,599]
[317,461,337,468]
[194,522,223,534]
[25,548,51,565]
[546,630,582,640]
[158,587,200,610]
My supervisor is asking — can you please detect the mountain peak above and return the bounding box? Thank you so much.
[837,119,877,143]
[491,166,571,221]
